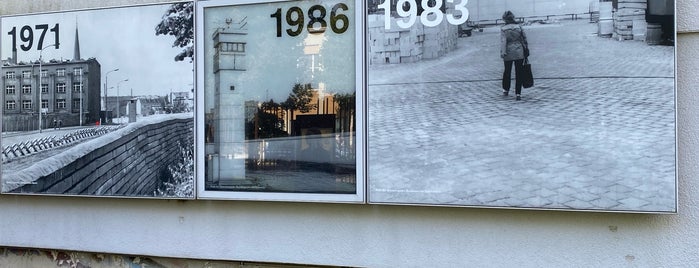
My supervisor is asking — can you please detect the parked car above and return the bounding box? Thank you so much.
[458,24,472,37]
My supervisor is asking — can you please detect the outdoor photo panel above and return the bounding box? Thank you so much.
[0,2,195,198]
[367,0,676,212]
[196,0,364,202]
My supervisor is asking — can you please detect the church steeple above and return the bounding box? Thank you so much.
[73,22,81,61]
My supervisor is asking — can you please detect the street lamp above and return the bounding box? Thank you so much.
[116,79,128,123]
[79,68,83,126]
[38,43,57,133]
[104,68,119,124]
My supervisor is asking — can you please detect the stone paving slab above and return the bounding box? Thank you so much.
[367,20,676,212]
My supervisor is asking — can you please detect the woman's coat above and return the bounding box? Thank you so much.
[500,24,528,61]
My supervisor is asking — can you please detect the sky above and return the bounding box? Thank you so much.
[200,0,357,109]
[1,3,194,97]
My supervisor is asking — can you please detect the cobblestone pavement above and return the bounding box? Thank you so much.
[367,20,676,212]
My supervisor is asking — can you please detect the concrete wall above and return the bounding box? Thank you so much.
[11,118,193,196]
[0,1,698,267]
[367,14,459,64]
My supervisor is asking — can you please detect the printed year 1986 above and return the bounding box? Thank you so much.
[271,3,349,37]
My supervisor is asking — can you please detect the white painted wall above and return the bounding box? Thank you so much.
[0,1,698,267]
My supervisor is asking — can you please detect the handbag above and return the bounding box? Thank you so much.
[522,57,534,88]
[518,27,533,88]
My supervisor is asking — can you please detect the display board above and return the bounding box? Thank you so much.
[365,0,677,213]
[0,0,676,212]
[0,1,195,198]
[196,0,364,202]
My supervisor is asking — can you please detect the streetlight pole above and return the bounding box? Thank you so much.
[79,69,83,126]
[104,68,119,124]
[38,43,57,133]
[116,79,128,123]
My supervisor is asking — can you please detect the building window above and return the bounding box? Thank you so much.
[219,42,246,53]
[73,67,83,76]
[5,101,16,110]
[22,100,32,110]
[5,85,16,95]
[72,99,81,111]
[5,72,16,80]
[56,83,66,93]
[72,83,83,92]
[22,84,31,94]
[41,84,48,94]
[41,100,48,109]
[57,68,65,77]
[41,69,48,78]
[56,99,66,109]
[22,71,31,79]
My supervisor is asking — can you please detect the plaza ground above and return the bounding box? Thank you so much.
[368,19,675,212]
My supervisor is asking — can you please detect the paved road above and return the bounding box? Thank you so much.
[367,20,675,212]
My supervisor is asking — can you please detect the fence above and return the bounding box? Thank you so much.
[2,126,122,163]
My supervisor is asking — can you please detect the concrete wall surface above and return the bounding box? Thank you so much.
[0,1,698,267]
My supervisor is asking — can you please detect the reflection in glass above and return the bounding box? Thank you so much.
[203,2,356,194]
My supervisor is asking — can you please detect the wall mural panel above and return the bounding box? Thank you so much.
[365,0,677,213]
[195,0,365,202]
[0,1,195,199]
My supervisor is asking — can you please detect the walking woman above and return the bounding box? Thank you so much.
[500,10,528,101]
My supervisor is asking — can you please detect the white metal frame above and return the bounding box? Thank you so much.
[195,0,366,203]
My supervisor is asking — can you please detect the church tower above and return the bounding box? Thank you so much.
[73,23,81,61]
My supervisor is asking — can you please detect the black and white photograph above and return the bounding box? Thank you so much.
[367,0,676,212]
[1,2,195,198]
[196,0,364,202]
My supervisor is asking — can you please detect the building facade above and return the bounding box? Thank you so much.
[1,58,101,131]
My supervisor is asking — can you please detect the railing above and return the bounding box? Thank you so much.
[2,126,123,163]
[468,12,592,28]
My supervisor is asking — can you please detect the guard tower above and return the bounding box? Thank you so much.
[212,20,247,184]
